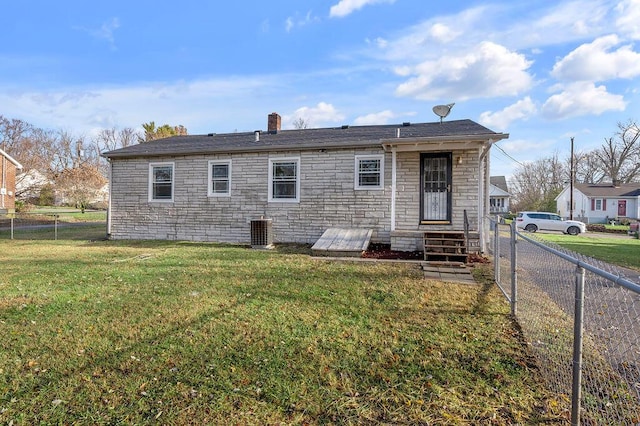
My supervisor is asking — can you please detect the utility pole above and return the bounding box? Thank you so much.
[570,137,574,220]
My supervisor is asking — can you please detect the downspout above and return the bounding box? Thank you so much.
[106,158,112,237]
[478,139,494,252]
[391,146,397,231]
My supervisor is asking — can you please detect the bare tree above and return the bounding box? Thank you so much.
[93,127,139,153]
[0,116,32,153]
[1,116,121,206]
[55,164,107,211]
[572,150,606,184]
[0,119,55,200]
[92,127,141,176]
[292,117,310,129]
[509,153,567,212]
[594,119,640,183]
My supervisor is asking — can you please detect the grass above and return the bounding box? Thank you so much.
[0,234,564,424]
[28,207,107,222]
[536,233,640,272]
[0,223,107,241]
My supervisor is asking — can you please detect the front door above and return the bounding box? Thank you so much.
[618,200,627,216]
[421,153,452,224]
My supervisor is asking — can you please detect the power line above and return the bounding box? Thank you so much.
[493,143,524,167]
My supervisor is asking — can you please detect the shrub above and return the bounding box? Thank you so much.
[14,200,34,212]
[587,224,629,234]
[37,184,55,206]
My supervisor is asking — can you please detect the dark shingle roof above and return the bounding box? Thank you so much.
[102,119,506,159]
[490,176,509,193]
[575,183,640,197]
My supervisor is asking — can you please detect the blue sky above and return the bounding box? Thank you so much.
[1,0,639,178]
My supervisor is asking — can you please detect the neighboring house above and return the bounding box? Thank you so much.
[489,176,511,215]
[556,182,640,223]
[0,148,23,215]
[102,113,508,251]
[15,169,51,201]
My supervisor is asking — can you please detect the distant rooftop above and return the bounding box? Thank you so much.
[490,176,509,193]
[574,182,640,198]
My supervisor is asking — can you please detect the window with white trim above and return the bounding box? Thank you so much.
[355,155,384,190]
[148,162,174,202]
[208,160,231,197]
[268,157,300,202]
[595,199,603,210]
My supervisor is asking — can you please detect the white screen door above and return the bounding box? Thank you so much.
[421,153,452,223]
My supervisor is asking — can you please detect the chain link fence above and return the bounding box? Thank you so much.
[0,211,107,241]
[489,219,640,425]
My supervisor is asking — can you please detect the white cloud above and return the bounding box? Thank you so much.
[353,110,395,125]
[75,18,120,50]
[428,23,461,44]
[0,76,285,135]
[368,6,488,63]
[283,102,345,128]
[541,82,626,120]
[364,37,389,48]
[499,138,556,154]
[329,0,395,18]
[368,2,612,66]
[285,11,320,32]
[552,35,640,81]
[479,97,537,131]
[510,1,610,48]
[394,42,533,101]
[615,0,640,39]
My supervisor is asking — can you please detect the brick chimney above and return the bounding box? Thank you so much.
[268,112,281,134]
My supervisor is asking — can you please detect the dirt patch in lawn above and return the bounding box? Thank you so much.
[363,243,492,264]
[362,243,424,260]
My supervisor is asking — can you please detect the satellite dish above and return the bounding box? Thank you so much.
[432,103,455,123]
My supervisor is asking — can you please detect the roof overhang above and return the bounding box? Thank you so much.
[0,148,23,170]
[102,140,384,159]
[381,133,509,153]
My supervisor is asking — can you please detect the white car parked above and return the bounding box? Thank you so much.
[515,212,587,235]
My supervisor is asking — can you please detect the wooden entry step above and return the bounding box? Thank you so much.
[422,262,477,285]
[466,231,480,253]
[423,231,468,263]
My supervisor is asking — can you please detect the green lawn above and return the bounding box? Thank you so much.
[29,207,107,222]
[0,237,564,424]
[537,233,640,272]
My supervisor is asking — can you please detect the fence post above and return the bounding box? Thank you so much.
[10,216,14,240]
[54,214,58,241]
[510,222,517,317]
[494,219,500,284]
[571,265,586,426]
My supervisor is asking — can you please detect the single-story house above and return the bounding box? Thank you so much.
[0,148,23,215]
[102,113,508,252]
[556,181,640,223]
[489,176,511,215]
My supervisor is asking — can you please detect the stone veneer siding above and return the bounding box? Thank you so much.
[390,149,482,251]
[109,148,392,244]
[108,147,483,249]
